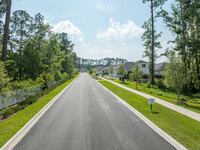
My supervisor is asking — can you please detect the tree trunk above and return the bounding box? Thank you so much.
[136,80,137,90]
[151,0,155,85]
[176,88,179,101]
[180,1,188,92]
[180,1,187,65]
[2,0,12,63]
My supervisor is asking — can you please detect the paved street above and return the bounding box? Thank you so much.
[14,73,175,150]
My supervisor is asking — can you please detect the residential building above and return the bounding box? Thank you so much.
[155,62,166,77]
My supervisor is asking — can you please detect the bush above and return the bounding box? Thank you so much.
[155,79,166,89]
[3,109,14,119]
[147,81,151,88]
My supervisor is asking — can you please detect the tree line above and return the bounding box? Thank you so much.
[142,0,200,94]
[0,1,78,95]
[77,57,127,70]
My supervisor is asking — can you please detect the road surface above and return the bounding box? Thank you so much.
[14,73,175,150]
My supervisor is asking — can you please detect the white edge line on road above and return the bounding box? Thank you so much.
[0,75,79,150]
[94,77,187,150]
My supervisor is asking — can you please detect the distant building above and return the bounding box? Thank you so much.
[92,60,150,78]
[134,60,149,75]
[155,62,166,77]
[92,66,105,73]
[79,68,88,73]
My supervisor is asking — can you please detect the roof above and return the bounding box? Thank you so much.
[155,62,166,71]
[92,66,105,71]
[135,60,148,64]
[124,62,134,72]
[101,66,110,71]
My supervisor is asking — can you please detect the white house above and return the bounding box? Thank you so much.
[134,60,149,75]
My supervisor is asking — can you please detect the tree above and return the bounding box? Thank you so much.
[163,52,185,101]
[142,0,167,85]
[0,0,7,35]
[10,10,31,80]
[129,63,143,90]
[117,64,127,82]
[92,68,97,75]
[108,65,114,78]
[2,0,12,62]
[0,61,10,95]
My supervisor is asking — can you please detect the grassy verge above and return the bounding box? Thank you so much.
[0,73,79,148]
[109,78,200,114]
[99,80,200,150]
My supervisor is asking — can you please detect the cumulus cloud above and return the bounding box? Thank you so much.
[53,20,82,35]
[96,18,144,41]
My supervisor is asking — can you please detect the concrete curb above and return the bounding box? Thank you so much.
[0,76,79,150]
[95,78,187,150]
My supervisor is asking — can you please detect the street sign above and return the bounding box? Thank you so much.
[148,98,155,104]
[148,98,155,111]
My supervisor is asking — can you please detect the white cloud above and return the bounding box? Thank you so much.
[96,18,144,41]
[53,20,82,35]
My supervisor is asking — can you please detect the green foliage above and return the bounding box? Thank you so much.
[141,0,167,85]
[129,63,143,89]
[0,61,11,95]
[92,69,97,75]
[111,78,200,113]
[155,79,166,89]
[117,64,127,77]
[163,52,185,101]
[108,65,114,75]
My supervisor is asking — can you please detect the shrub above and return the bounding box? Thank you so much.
[147,81,151,88]
[155,79,166,89]
[3,109,14,119]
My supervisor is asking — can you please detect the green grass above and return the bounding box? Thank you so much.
[110,78,200,114]
[0,74,79,148]
[99,80,200,150]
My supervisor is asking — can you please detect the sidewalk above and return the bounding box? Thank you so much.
[101,77,200,122]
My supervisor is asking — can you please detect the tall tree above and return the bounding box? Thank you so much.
[142,0,167,85]
[0,0,7,35]
[10,10,31,80]
[163,52,185,101]
[2,0,12,62]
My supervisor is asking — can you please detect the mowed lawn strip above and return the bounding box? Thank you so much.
[110,79,200,114]
[99,80,200,150]
[0,74,79,148]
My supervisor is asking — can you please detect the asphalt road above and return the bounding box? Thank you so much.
[14,73,175,150]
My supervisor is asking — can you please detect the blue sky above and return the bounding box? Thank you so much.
[12,0,174,63]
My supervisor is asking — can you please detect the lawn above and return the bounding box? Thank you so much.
[99,80,200,150]
[0,74,79,148]
[109,78,200,114]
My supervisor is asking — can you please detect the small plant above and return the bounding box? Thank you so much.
[147,81,151,88]
[3,109,14,119]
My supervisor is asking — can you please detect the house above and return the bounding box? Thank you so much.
[79,68,88,73]
[134,60,149,75]
[100,66,110,74]
[155,62,166,77]
[92,66,105,73]
[110,65,120,77]
[111,60,149,78]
